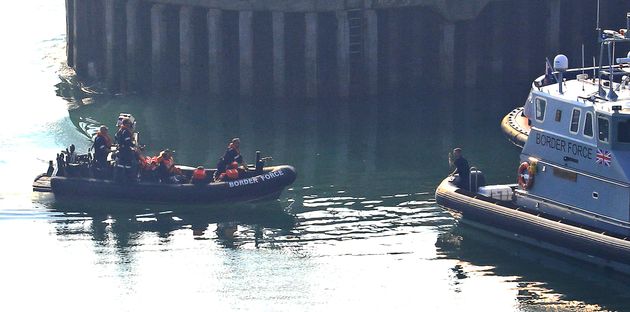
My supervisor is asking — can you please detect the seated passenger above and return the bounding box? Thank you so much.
[217,162,239,182]
[191,166,208,185]
[449,147,470,190]
[66,144,78,164]
[156,150,181,183]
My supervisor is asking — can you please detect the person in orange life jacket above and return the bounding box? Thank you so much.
[191,166,207,185]
[218,162,239,181]
[115,118,136,168]
[214,138,244,181]
[93,125,112,168]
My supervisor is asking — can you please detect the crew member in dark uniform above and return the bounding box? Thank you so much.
[115,118,136,181]
[450,147,470,190]
[93,125,112,169]
[214,138,244,181]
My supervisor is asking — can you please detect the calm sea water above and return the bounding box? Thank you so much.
[3,1,630,311]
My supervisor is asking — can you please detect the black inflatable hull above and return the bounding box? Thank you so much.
[46,165,296,204]
[435,177,630,274]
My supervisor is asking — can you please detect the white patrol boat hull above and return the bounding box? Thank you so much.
[435,177,630,274]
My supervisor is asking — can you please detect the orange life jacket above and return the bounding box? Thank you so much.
[225,168,239,180]
[192,168,207,181]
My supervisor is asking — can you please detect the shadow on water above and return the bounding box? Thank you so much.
[436,222,630,311]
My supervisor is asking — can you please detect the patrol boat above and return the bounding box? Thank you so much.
[437,13,630,273]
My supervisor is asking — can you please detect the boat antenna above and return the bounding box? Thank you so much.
[597,0,600,31]
[582,44,585,91]
[608,42,618,100]
[593,56,596,82]
[582,44,585,75]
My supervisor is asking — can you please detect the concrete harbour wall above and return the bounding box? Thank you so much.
[66,0,630,98]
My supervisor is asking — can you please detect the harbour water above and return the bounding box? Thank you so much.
[3,1,630,311]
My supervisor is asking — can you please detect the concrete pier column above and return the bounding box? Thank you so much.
[490,4,504,79]
[239,10,254,97]
[126,0,140,92]
[151,4,168,91]
[386,10,399,93]
[336,11,350,98]
[104,0,119,91]
[514,2,531,79]
[305,12,318,98]
[207,9,223,96]
[547,0,561,54]
[180,6,195,94]
[65,0,74,67]
[272,11,286,98]
[463,19,479,88]
[364,10,378,96]
[72,0,89,76]
[439,21,455,89]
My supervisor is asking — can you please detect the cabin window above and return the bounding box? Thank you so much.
[535,98,546,121]
[555,109,562,122]
[598,117,610,143]
[570,109,580,133]
[617,119,630,143]
[583,112,593,137]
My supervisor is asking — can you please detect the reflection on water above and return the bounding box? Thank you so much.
[437,224,630,311]
[10,86,630,311]
[4,0,630,310]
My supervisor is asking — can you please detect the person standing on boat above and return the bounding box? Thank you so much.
[214,138,244,181]
[449,148,470,190]
[115,118,136,181]
[93,125,112,169]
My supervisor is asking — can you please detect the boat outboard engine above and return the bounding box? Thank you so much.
[469,167,486,192]
[117,113,136,128]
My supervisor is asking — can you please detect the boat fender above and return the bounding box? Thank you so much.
[517,162,534,190]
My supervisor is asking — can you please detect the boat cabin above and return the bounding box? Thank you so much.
[518,22,630,233]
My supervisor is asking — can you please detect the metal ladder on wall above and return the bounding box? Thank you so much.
[347,8,364,88]
[348,9,363,59]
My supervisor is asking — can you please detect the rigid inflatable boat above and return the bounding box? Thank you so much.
[33,113,296,204]
[34,165,296,204]
[436,177,630,273]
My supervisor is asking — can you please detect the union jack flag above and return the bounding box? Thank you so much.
[596,149,612,166]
